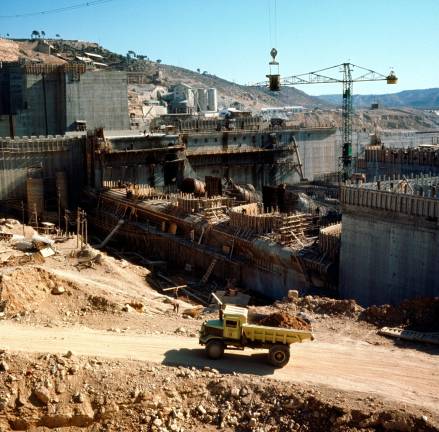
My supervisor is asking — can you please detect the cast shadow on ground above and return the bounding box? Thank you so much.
[390,339,439,355]
[162,348,277,376]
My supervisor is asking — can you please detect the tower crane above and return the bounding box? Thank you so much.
[258,50,398,180]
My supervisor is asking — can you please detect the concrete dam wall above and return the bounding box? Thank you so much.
[339,184,439,306]
[0,135,86,210]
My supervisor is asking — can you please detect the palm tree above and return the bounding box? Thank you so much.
[56,34,61,38]
[41,30,46,38]
[31,30,40,39]
[156,59,162,64]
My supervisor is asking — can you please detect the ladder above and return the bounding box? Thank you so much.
[201,258,218,284]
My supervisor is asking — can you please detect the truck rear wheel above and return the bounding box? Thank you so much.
[268,344,290,368]
[206,340,224,360]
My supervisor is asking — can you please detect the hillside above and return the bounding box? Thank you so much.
[152,64,325,110]
[319,88,439,109]
[0,37,325,110]
[2,37,438,130]
[287,107,439,131]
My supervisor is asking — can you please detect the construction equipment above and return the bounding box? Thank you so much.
[199,304,314,368]
[259,50,398,180]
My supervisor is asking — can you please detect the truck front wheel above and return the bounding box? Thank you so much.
[206,340,224,360]
[268,344,290,368]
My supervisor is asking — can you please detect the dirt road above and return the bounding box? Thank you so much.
[1,321,438,412]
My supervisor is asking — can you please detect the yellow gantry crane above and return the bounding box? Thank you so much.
[258,49,398,180]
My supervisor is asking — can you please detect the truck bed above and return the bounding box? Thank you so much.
[242,323,314,345]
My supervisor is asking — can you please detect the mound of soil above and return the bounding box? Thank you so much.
[297,296,363,317]
[0,267,75,315]
[252,312,311,331]
[360,297,439,331]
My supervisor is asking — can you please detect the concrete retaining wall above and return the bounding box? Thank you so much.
[0,135,85,207]
[340,210,439,306]
[340,185,439,305]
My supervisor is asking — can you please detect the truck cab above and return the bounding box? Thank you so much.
[200,305,247,342]
[222,305,247,339]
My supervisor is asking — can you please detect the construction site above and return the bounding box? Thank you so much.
[0,6,439,430]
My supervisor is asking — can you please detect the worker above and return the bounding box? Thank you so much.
[172,300,180,314]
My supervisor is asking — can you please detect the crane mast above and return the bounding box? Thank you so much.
[342,63,353,177]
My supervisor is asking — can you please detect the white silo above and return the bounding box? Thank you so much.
[186,87,195,110]
[207,88,218,112]
[197,88,208,112]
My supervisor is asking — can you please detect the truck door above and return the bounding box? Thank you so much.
[224,319,240,340]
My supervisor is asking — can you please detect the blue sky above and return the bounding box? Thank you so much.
[1,0,438,95]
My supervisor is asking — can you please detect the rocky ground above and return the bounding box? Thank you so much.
[0,351,437,432]
[0,220,199,337]
[0,219,438,430]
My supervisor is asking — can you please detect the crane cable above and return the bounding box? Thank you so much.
[267,0,278,49]
[273,0,278,48]
[268,0,273,50]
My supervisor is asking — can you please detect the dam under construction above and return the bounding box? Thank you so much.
[2,6,439,430]
[0,62,438,306]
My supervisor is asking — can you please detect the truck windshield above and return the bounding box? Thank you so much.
[225,320,237,328]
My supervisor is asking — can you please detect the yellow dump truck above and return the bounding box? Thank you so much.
[199,305,314,368]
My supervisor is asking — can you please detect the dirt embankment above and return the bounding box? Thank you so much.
[0,225,199,336]
[360,298,439,332]
[275,295,439,332]
[0,221,438,430]
[0,351,437,432]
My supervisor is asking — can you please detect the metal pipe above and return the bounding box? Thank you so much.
[96,219,125,249]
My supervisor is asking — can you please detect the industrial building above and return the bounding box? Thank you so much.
[161,83,218,114]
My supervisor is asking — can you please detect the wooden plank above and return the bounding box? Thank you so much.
[162,285,187,292]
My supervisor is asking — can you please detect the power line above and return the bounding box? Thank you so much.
[0,0,119,19]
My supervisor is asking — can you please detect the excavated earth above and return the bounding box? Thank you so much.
[0,221,438,430]
[0,351,438,432]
